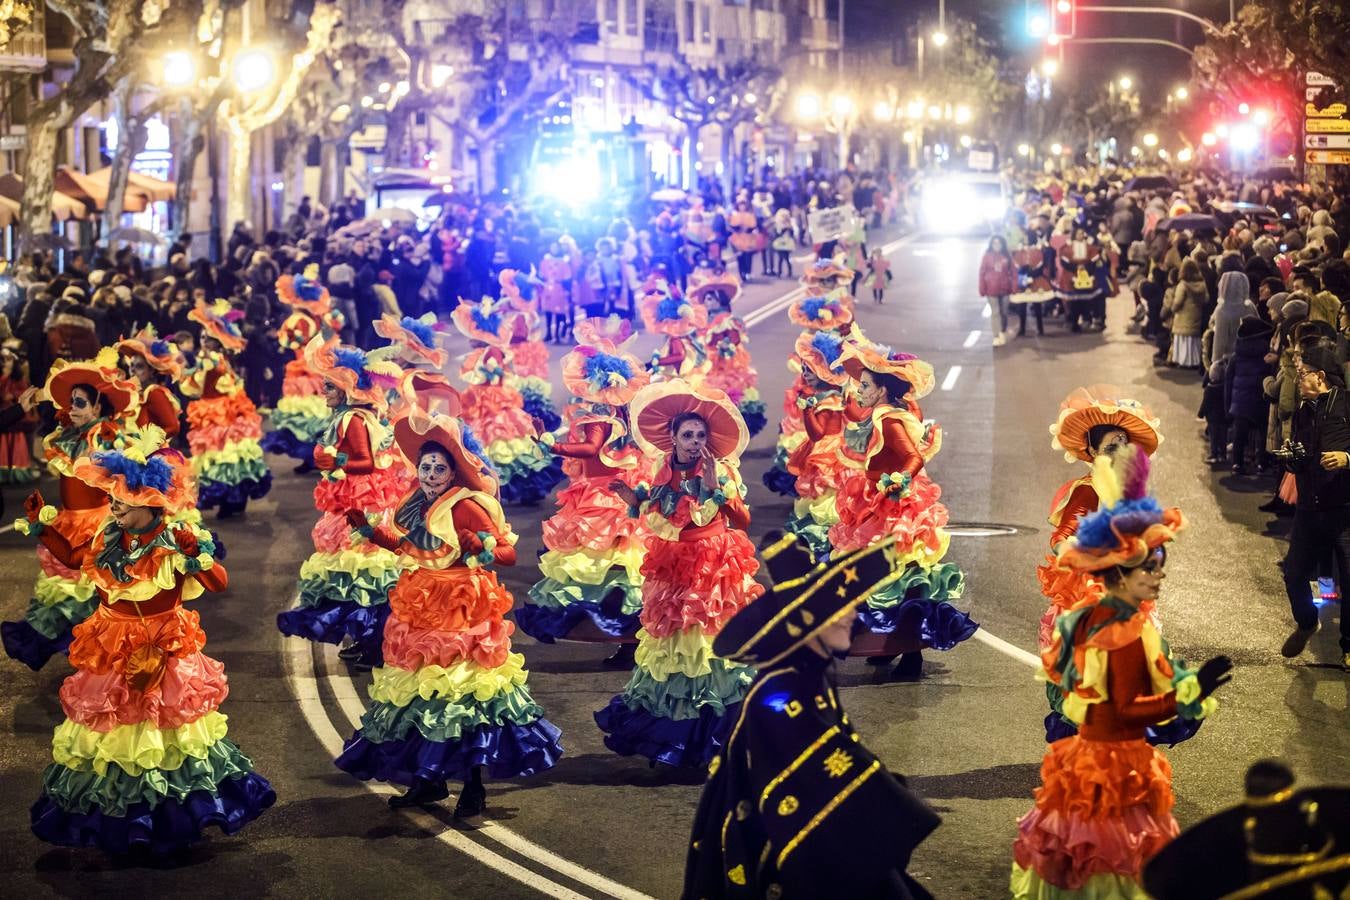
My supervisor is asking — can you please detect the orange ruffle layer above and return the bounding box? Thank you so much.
[60,651,228,731]
[37,543,81,579]
[460,384,536,446]
[639,529,764,639]
[828,471,948,555]
[511,341,550,380]
[382,614,514,672]
[313,464,412,517]
[542,477,647,554]
[1013,737,1178,889]
[389,566,513,636]
[282,358,326,397]
[69,605,208,677]
[787,436,848,498]
[186,393,263,454]
[1037,558,1106,650]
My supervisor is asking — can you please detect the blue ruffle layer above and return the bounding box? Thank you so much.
[260,429,316,463]
[277,599,390,667]
[740,407,767,439]
[856,597,979,651]
[521,393,562,433]
[30,771,275,855]
[594,697,735,769]
[1,618,73,671]
[198,473,273,511]
[761,464,798,498]
[513,601,640,644]
[498,457,564,506]
[334,718,563,786]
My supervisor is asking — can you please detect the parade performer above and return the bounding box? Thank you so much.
[782,330,850,560]
[763,275,854,497]
[1011,447,1232,898]
[118,328,185,441]
[334,412,562,816]
[596,380,763,768]
[182,300,272,519]
[830,343,975,678]
[262,265,345,470]
[518,318,652,659]
[692,277,766,438]
[28,434,275,854]
[450,297,563,506]
[276,336,409,670]
[1040,385,1200,749]
[641,279,710,382]
[0,342,38,484]
[3,352,137,670]
[498,269,561,432]
[684,532,941,899]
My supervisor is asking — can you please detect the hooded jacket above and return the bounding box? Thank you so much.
[1224,316,1275,421]
[1210,271,1259,362]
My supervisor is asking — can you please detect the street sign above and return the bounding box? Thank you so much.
[807,206,861,244]
[1306,118,1350,134]
[0,135,24,151]
[1305,134,1350,149]
[1306,150,1350,165]
[1307,71,1336,86]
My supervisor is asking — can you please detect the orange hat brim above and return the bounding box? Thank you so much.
[630,379,748,461]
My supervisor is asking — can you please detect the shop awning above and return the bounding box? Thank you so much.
[88,166,177,203]
[55,165,150,213]
[0,172,92,221]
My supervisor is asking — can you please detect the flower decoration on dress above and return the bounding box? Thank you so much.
[117,326,184,380]
[1049,384,1164,463]
[188,299,247,351]
[838,342,935,400]
[304,334,403,413]
[374,312,448,369]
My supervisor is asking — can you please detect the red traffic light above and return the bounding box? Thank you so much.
[1051,0,1075,37]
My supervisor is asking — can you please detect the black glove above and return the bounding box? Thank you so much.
[1196,655,1233,699]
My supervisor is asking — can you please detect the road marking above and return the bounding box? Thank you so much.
[0,522,13,535]
[282,635,605,899]
[962,330,981,349]
[973,628,1041,669]
[940,366,962,391]
[980,305,991,319]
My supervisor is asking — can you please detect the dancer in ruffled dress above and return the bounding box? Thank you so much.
[1011,447,1232,898]
[596,380,763,768]
[693,277,765,438]
[498,269,561,431]
[118,328,185,441]
[518,317,652,663]
[641,279,710,382]
[262,265,345,471]
[276,336,409,670]
[182,300,272,519]
[450,297,563,506]
[782,330,850,561]
[28,432,275,854]
[334,412,562,815]
[829,343,975,679]
[2,352,137,670]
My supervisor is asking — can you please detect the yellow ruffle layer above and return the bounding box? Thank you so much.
[298,546,402,581]
[51,711,229,777]
[793,492,841,527]
[634,627,717,681]
[276,394,329,418]
[482,436,540,466]
[1009,864,1150,900]
[368,653,530,707]
[192,439,265,473]
[537,545,645,586]
[35,572,97,607]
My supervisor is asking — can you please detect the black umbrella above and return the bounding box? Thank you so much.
[1158,213,1221,232]
[1124,175,1176,191]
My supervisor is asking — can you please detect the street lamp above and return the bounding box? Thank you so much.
[1252,108,1270,126]
[906,99,924,119]
[743,92,756,105]
[931,30,948,47]
[795,91,822,120]
[1051,142,1063,155]
[1238,102,1250,114]
[1174,86,1189,100]
[1176,147,1193,162]
[231,48,276,93]
[1118,76,1133,91]
[1041,59,1059,77]
[1201,132,1217,146]
[1142,132,1159,147]
[161,51,196,88]
[1017,143,1031,156]
[829,92,855,117]
[872,100,895,122]
[954,104,972,124]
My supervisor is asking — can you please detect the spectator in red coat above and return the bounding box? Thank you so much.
[979,235,1018,346]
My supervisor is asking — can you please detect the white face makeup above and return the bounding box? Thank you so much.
[673,417,708,463]
[67,386,98,427]
[126,355,153,386]
[418,449,455,499]
[109,497,157,531]
[322,380,346,409]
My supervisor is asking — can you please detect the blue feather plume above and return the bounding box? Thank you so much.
[584,350,634,385]
[471,307,502,335]
[1074,496,1164,551]
[810,331,844,365]
[93,451,175,493]
[656,296,685,321]
[149,339,172,358]
[333,347,373,389]
[401,316,436,348]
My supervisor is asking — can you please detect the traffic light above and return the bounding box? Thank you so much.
[1051,0,1075,39]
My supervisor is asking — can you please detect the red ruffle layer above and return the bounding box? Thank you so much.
[542,476,647,553]
[511,341,550,380]
[186,393,263,454]
[60,651,229,731]
[460,385,537,447]
[639,529,764,638]
[313,465,412,516]
[828,471,948,555]
[282,358,326,398]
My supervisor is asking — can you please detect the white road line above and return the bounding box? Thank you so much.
[282,636,596,900]
[0,522,13,535]
[980,305,991,319]
[973,628,1041,669]
[940,366,962,391]
[962,330,981,349]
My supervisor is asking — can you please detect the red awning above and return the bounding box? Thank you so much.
[0,172,92,221]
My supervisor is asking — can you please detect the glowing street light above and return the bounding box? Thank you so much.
[1028,13,1049,37]
[743,92,757,105]
[1142,132,1159,147]
[231,49,277,94]
[1051,142,1063,155]
[872,100,895,122]
[906,99,924,119]
[161,51,196,88]
[959,134,972,148]
[1017,143,1031,156]
[1216,123,1230,137]
[954,104,972,124]
[1231,123,1260,151]
[1041,59,1059,77]
[829,93,855,117]
[1130,145,1141,157]
[1118,76,1133,91]
[378,81,392,94]
[1174,86,1189,100]
[927,104,942,120]
[1252,108,1271,126]
[931,30,949,47]
[1201,132,1217,146]
[1238,102,1250,114]
[795,91,822,120]
[1177,147,1194,162]
[1047,34,1061,46]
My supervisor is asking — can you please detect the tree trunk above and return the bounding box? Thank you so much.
[720,124,735,198]
[19,120,61,245]
[280,132,307,225]
[172,115,205,239]
[106,111,149,237]
[384,105,413,169]
[318,138,339,207]
[226,122,253,236]
[476,139,498,193]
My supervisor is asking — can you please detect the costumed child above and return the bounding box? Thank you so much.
[334,411,563,817]
[276,336,409,671]
[769,208,796,278]
[263,265,345,472]
[692,277,766,438]
[117,328,184,442]
[2,352,137,671]
[684,532,941,899]
[450,297,564,505]
[498,269,561,431]
[596,380,763,768]
[830,343,975,679]
[1011,447,1232,898]
[0,341,38,484]
[518,317,652,667]
[782,330,850,561]
[182,300,272,519]
[864,246,893,304]
[27,433,274,854]
[641,278,710,382]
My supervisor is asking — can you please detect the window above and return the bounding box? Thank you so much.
[625,0,639,34]
[605,0,619,32]
[684,0,695,40]
[699,2,711,41]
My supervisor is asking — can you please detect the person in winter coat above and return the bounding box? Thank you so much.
[1210,270,1260,364]
[1224,316,1275,475]
[979,235,1018,345]
[1166,258,1208,369]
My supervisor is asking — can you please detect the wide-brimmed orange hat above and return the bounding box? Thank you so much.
[802,256,854,283]
[788,291,854,331]
[44,347,139,416]
[574,315,634,347]
[640,290,708,337]
[276,264,333,315]
[687,272,742,307]
[188,299,247,351]
[118,327,184,380]
[375,313,448,368]
[562,342,650,406]
[304,334,403,412]
[393,411,494,495]
[70,427,193,513]
[399,369,462,417]
[450,297,511,346]
[839,343,935,400]
[1058,448,1184,572]
[497,268,541,311]
[630,378,748,461]
[1050,384,1163,463]
[794,330,848,386]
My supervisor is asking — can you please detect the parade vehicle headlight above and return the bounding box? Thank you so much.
[922,181,977,232]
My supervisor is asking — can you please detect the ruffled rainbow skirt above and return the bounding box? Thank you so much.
[187,392,273,510]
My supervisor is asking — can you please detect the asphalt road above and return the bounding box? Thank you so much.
[2,230,1347,899]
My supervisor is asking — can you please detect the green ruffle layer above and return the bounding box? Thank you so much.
[784,509,832,560]
[41,737,259,817]
[269,409,328,442]
[296,567,400,609]
[526,569,643,615]
[199,454,271,487]
[0,466,40,485]
[358,689,545,744]
[24,594,100,640]
[621,659,754,721]
[494,450,554,484]
[867,561,966,609]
